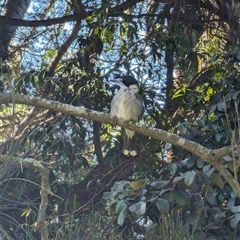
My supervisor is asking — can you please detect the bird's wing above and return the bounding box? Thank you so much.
[136,93,144,121]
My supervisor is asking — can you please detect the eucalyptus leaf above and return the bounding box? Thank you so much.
[103,191,118,200]
[230,213,240,228]
[230,206,240,213]
[187,157,197,168]
[112,182,127,192]
[134,201,146,216]
[117,207,127,226]
[173,189,190,206]
[151,180,169,189]
[168,163,177,175]
[212,173,225,189]
[197,158,204,168]
[217,101,225,111]
[184,170,196,186]
[116,200,128,214]
[156,198,170,212]
[164,191,174,202]
[129,180,145,191]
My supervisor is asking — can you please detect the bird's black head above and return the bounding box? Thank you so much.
[121,75,139,87]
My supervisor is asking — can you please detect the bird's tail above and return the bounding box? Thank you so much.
[122,128,137,156]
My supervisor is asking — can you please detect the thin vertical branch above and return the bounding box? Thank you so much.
[93,121,104,165]
[49,23,81,72]
[165,0,182,114]
[37,168,50,240]
[0,156,53,239]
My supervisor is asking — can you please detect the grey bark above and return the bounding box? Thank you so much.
[0,0,31,60]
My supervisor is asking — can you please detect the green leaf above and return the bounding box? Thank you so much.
[116,200,128,214]
[164,191,174,202]
[21,208,31,217]
[129,180,145,191]
[151,181,169,189]
[164,142,172,150]
[103,191,118,200]
[203,165,215,176]
[209,104,217,115]
[203,185,214,197]
[232,91,240,100]
[24,74,32,86]
[230,206,240,213]
[178,123,188,135]
[210,122,219,130]
[197,119,205,127]
[122,188,132,197]
[196,158,204,168]
[156,198,170,212]
[187,157,197,168]
[173,175,184,183]
[106,30,113,43]
[117,207,127,226]
[168,163,177,175]
[172,89,184,99]
[211,173,225,189]
[217,101,225,111]
[203,164,211,174]
[192,232,206,240]
[173,189,190,206]
[112,182,126,192]
[184,170,196,186]
[134,201,146,216]
[230,213,240,228]
[215,133,223,142]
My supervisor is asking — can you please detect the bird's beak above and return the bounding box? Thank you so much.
[109,78,122,85]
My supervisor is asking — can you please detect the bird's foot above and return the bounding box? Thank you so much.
[122,149,137,157]
[129,150,137,156]
[123,149,130,156]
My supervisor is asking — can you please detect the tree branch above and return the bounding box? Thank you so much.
[0,93,228,159]
[0,14,84,27]
[0,155,52,239]
[36,167,50,240]
[0,0,144,28]
[0,93,239,197]
[169,0,182,32]
[93,121,104,165]
[49,22,81,72]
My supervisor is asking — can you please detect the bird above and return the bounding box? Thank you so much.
[110,75,144,156]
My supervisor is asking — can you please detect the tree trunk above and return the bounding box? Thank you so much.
[0,0,31,61]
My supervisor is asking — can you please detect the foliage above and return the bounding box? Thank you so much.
[103,159,240,239]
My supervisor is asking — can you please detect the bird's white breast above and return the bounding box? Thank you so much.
[110,85,143,121]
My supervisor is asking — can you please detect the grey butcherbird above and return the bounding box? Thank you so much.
[110,75,144,156]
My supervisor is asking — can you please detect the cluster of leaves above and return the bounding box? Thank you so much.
[103,159,240,239]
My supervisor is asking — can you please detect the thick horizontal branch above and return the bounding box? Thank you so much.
[0,93,239,197]
[0,14,84,27]
[0,0,144,27]
[0,155,49,174]
[0,93,231,162]
[0,13,224,27]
